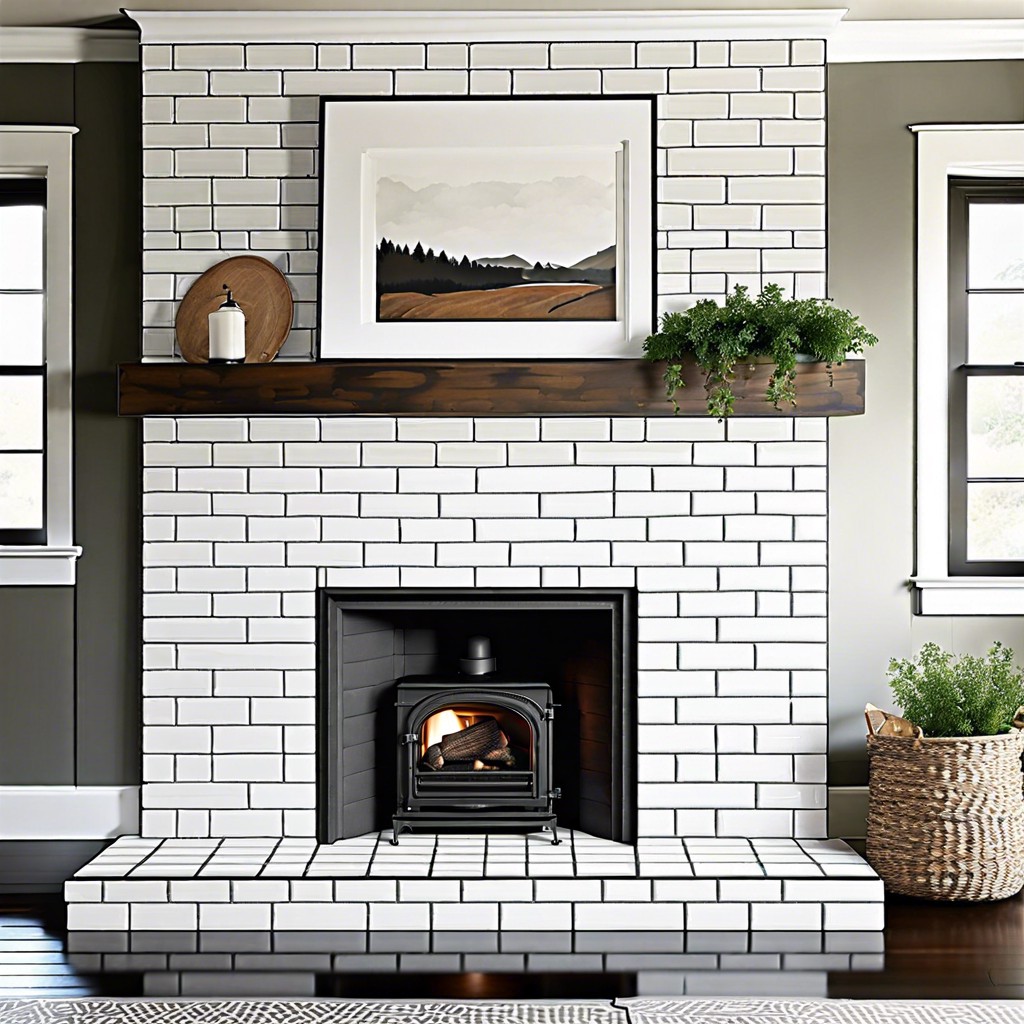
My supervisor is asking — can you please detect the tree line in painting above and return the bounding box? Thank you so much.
[377,237,613,293]
[375,237,616,321]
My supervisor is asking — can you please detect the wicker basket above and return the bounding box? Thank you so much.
[866,727,1024,901]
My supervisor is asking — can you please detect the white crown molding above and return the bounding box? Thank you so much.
[0,786,139,839]
[0,27,138,62]
[829,19,1024,63]
[126,8,848,44]
[121,9,1024,61]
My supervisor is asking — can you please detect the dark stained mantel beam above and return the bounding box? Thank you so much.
[117,358,865,417]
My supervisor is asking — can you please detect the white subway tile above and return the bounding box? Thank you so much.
[603,69,666,93]
[576,903,684,931]
[469,70,512,94]
[670,68,759,92]
[639,42,694,67]
[241,423,315,448]
[275,903,366,930]
[479,466,612,492]
[470,43,548,68]
[176,97,246,123]
[541,419,610,441]
[730,178,824,204]
[396,70,468,95]
[514,70,601,94]
[175,44,244,69]
[321,419,396,441]
[436,444,507,468]
[399,468,476,493]
[660,93,727,119]
[427,43,469,68]
[763,66,825,92]
[212,179,279,205]
[669,147,792,176]
[283,71,392,95]
[731,40,791,66]
[350,43,424,68]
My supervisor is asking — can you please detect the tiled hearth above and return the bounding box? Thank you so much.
[66,832,881,995]
[73,833,877,881]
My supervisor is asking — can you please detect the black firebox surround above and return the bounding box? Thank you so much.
[317,588,637,846]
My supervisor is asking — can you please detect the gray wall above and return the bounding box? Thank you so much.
[827,60,1024,787]
[0,62,140,885]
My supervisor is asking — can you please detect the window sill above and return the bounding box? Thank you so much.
[0,545,82,586]
[913,577,1024,616]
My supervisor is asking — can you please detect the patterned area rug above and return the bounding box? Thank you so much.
[0,1001,1022,1024]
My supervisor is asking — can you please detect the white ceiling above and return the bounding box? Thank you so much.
[2,0,1023,29]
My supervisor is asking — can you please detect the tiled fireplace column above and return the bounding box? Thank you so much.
[67,11,882,995]
[138,413,830,842]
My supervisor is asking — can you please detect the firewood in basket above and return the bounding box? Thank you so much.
[439,718,506,761]
[864,702,921,738]
[422,744,444,770]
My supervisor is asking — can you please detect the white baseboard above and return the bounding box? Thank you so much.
[0,786,139,840]
[828,785,868,842]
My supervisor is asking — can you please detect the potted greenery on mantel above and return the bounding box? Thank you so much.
[643,283,878,417]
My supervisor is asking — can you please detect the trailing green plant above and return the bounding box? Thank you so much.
[642,283,878,418]
[886,642,1024,737]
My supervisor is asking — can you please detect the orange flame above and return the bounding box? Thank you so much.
[423,708,465,749]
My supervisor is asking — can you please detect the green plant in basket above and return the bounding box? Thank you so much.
[642,283,878,418]
[886,641,1024,737]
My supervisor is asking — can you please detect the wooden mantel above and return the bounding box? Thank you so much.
[117,358,865,417]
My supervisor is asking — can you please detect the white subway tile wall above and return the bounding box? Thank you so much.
[138,34,830,841]
[140,37,824,358]
[141,417,829,839]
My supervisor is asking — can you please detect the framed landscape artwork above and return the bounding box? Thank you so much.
[318,96,654,359]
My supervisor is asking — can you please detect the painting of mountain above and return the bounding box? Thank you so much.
[373,147,618,322]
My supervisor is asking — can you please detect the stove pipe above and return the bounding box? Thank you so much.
[460,635,497,676]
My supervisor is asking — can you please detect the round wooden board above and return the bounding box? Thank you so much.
[175,255,294,364]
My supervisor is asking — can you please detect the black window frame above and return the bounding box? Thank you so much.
[0,177,47,546]
[948,177,1024,576]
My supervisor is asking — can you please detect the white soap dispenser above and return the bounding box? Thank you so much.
[207,284,246,363]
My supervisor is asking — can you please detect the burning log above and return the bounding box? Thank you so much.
[440,717,506,761]
[420,716,517,770]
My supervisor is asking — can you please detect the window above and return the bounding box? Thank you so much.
[912,125,1024,615]
[0,127,78,585]
[0,180,47,546]
[948,180,1024,575]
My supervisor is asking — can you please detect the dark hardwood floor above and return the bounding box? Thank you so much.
[828,890,1024,999]
[0,896,136,998]
[2,892,1024,1000]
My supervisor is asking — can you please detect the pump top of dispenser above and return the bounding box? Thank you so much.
[219,285,241,309]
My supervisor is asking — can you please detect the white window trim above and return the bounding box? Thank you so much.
[0,126,81,586]
[911,123,1024,616]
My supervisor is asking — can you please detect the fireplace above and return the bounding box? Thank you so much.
[318,589,636,845]
[392,657,560,844]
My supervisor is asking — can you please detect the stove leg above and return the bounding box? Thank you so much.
[549,820,561,845]
[390,820,407,846]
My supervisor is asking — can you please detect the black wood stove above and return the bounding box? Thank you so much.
[391,636,560,844]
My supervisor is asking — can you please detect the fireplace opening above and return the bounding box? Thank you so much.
[318,589,636,845]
